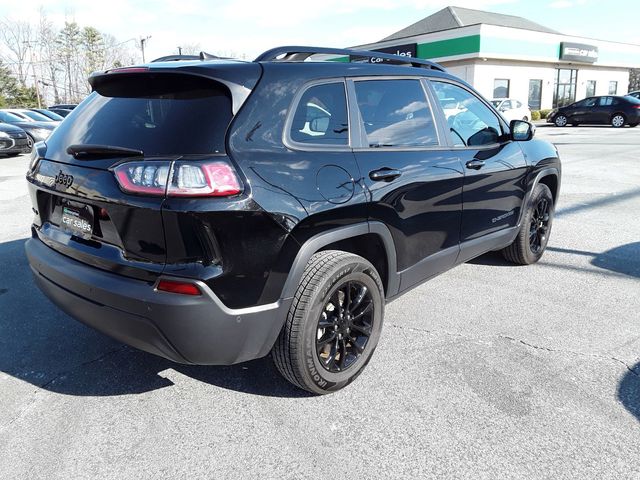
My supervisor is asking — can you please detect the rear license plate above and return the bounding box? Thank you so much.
[61,205,94,239]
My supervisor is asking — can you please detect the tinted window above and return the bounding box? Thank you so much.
[575,98,596,108]
[432,81,503,147]
[354,79,438,148]
[502,100,512,109]
[21,110,52,121]
[49,73,232,155]
[290,82,348,145]
[599,97,614,106]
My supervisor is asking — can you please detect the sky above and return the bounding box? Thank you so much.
[1,0,638,62]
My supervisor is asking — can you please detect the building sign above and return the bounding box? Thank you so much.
[350,43,417,64]
[559,42,598,63]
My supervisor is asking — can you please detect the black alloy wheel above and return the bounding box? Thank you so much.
[502,183,554,265]
[529,197,550,254]
[316,281,374,373]
[272,250,384,394]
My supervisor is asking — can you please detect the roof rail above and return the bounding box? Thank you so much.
[254,46,445,72]
[151,51,223,63]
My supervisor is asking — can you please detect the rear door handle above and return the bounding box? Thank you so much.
[369,168,401,182]
[465,159,485,170]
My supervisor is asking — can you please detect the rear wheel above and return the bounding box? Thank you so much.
[554,115,568,127]
[611,114,626,128]
[26,134,34,152]
[502,183,554,265]
[272,250,384,394]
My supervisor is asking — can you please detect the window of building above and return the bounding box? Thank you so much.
[289,82,349,145]
[432,81,503,147]
[353,79,438,148]
[493,79,510,98]
[553,69,577,108]
[528,79,542,110]
[586,80,596,98]
[609,81,618,95]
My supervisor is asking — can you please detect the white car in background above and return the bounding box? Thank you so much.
[491,99,532,122]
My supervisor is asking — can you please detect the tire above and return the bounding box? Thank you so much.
[26,134,34,152]
[629,122,638,127]
[611,113,625,128]
[502,183,554,265]
[272,250,384,394]
[554,115,568,127]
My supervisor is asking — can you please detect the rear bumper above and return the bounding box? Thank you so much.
[25,238,290,365]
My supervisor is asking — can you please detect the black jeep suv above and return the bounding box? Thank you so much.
[25,47,561,394]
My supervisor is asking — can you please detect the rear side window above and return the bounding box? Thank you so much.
[49,73,232,155]
[354,79,438,148]
[289,82,349,146]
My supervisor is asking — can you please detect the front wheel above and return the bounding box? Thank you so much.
[554,115,568,127]
[272,250,384,394]
[611,114,626,128]
[502,183,554,265]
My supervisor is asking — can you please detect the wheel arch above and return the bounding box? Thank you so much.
[281,222,399,301]
[536,171,560,205]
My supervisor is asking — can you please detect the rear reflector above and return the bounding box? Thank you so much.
[157,280,202,296]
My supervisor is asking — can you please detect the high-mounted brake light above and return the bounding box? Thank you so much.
[157,280,202,296]
[112,160,242,197]
[107,67,150,74]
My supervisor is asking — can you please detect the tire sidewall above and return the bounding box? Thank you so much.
[522,184,554,263]
[296,259,384,394]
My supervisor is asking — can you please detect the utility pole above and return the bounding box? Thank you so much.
[178,46,182,55]
[24,41,42,108]
[140,36,151,62]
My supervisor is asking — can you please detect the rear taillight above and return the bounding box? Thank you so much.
[633,105,640,109]
[156,279,201,296]
[112,160,241,197]
[169,162,241,197]
[114,162,170,196]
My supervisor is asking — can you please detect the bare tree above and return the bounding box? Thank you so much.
[0,17,34,86]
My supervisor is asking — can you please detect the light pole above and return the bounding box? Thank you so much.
[140,36,151,63]
[178,46,182,55]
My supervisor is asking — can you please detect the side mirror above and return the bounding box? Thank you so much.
[510,119,535,141]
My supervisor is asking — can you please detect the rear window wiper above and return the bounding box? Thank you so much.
[66,144,144,160]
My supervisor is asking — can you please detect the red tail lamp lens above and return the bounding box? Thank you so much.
[157,280,202,296]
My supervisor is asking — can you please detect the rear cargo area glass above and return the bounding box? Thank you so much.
[50,73,232,156]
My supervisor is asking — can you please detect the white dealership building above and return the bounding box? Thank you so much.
[352,6,640,109]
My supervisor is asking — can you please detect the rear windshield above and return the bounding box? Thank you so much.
[48,73,232,156]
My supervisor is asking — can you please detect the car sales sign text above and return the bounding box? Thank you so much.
[560,42,598,63]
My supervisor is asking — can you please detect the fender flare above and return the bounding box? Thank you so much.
[280,221,400,300]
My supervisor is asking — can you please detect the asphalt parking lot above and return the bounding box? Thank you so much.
[1,125,639,479]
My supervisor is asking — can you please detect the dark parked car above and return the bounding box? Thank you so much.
[4,108,60,124]
[30,108,65,121]
[547,95,640,127]
[48,103,77,110]
[25,46,561,394]
[47,108,73,118]
[0,110,57,146]
[0,123,30,156]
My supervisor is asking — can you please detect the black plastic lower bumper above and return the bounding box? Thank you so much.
[25,238,290,365]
